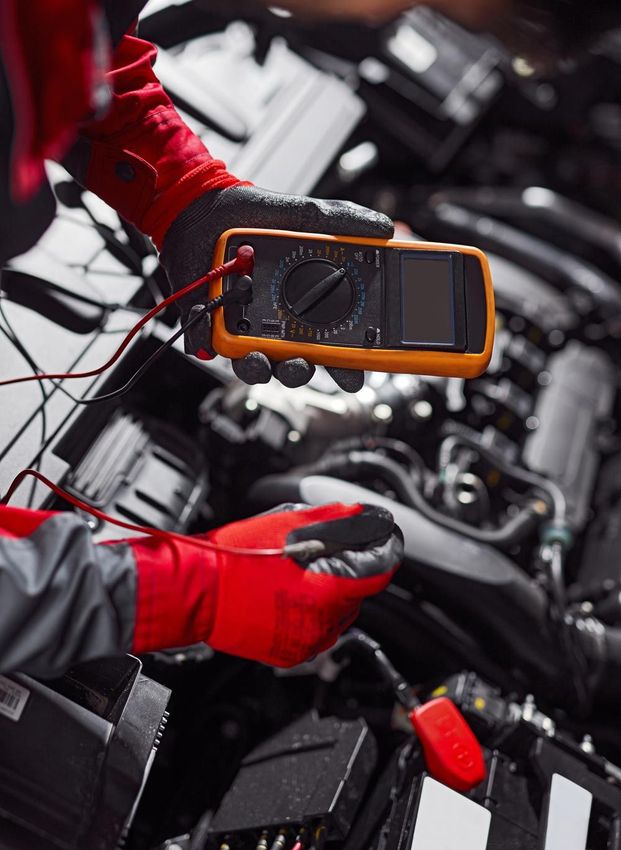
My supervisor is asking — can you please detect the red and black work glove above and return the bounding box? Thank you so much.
[126,503,402,667]
[65,33,392,390]
[159,186,394,393]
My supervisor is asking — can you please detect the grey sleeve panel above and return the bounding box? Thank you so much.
[0,514,137,679]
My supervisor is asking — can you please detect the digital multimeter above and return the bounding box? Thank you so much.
[210,229,495,378]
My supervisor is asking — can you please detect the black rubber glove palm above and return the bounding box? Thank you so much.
[160,185,394,391]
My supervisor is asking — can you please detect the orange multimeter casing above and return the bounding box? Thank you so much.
[210,229,495,379]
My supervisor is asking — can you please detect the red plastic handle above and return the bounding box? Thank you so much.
[409,697,486,792]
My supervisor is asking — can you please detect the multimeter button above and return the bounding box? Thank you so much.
[364,250,376,264]
[236,319,251,333]
[365,326,378,343]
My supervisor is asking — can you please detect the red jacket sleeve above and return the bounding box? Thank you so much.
[79,34,244,248]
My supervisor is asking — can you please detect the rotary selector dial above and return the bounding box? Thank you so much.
[282,259,355,326]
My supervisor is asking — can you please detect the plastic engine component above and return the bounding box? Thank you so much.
[522,341,615,531]
[0,656,170,850]
[59,410,209,541]
[209,713,377,842]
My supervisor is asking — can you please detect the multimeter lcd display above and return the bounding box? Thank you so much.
[400,256,455,346]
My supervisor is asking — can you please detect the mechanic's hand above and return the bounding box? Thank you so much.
[159,185,394,393]
[127,503,402,667]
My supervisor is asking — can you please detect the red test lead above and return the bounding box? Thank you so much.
[0,245,255,389]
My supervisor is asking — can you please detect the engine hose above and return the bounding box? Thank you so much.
[330,436,423,473]
[311,451,548,550]
[541,543,591,712]
[593,625,621,702]
[439,426,569,539]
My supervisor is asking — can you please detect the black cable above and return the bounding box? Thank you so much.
[71,305,211,405]
[1,268,151,315]
[331,435,423,473]
[542,542,591,712]
[0,291,106,409]
[0,299,216,410]
[332,628,418,711]
[313,450,546,549]
[0,298,48,507]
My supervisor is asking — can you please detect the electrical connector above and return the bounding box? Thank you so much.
[223,274,254,307]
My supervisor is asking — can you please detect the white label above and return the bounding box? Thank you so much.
[543,774,592,850]
[0,675,29,722]
[411,777,491,850]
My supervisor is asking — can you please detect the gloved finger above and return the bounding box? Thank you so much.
[326,366,365,393]
[286,504,404,577]
[183,305,214,360]
[207,503,364,550]
[287,505,396,549]
[193,505,309,542]
[312,197,394,240]
[303,535,403,579]
[271,357,316,388]
[191,186,394,244]
[245,502,403,576]
[231,351,272,385]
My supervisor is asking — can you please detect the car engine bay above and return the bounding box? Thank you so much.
[3,3,621,849]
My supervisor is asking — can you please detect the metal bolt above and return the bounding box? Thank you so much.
[542,717,555,736]
[512,56,536,77]
[410,399,433,421]
[373,403,393,423]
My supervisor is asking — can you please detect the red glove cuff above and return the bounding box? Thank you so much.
[80,34,247,248]
[0,505,59,540]
[125,536,219,655]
